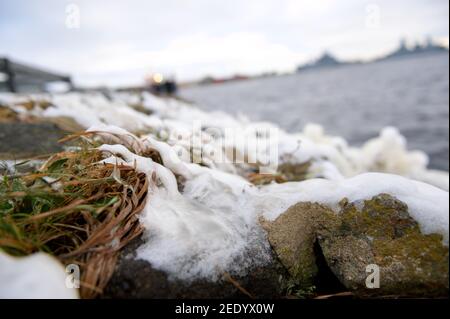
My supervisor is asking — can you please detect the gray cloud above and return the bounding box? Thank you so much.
[0,0,448,86]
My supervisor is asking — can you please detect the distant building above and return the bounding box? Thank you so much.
[0,57,73,93]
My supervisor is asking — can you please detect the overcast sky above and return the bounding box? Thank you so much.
[0,0,448,87]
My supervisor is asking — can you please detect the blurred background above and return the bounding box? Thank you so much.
[0,0,448,169]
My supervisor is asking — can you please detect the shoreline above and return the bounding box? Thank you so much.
[0,91,448,299]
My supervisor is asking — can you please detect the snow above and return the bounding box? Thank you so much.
[0,252,79,299]
[1,91,446,189]
[43,93,164,131]
[256,173,449,244]
[135,180,270,281]
[97,141,268,281]
[277,125,438,187]
[0,159,44,176]
[94,126,449,281]
[99,144,180,196]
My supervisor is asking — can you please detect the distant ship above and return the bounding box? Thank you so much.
[296,37,448,73]
[378,37,448,61]
[296,52,346,72]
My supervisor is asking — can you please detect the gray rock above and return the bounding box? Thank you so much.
[103,237,289,299]
[0,122,65,159]
[317,194,449,297]
[263,194,448,298]
[261,202,335,287]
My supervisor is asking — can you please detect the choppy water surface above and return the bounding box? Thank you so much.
[182,53,449,171]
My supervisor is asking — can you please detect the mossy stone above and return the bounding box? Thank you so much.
[262,202,337,287]
[318,194,449,297]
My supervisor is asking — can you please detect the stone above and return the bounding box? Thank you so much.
[317,194,449,297]
[0,122,66,159]
[261,202,336,287]
[102,237,289,299]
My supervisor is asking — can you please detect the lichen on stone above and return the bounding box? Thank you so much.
[318,194,449,297]
[264,193,448,298]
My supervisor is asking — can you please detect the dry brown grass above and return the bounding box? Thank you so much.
[0,142,149,298]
